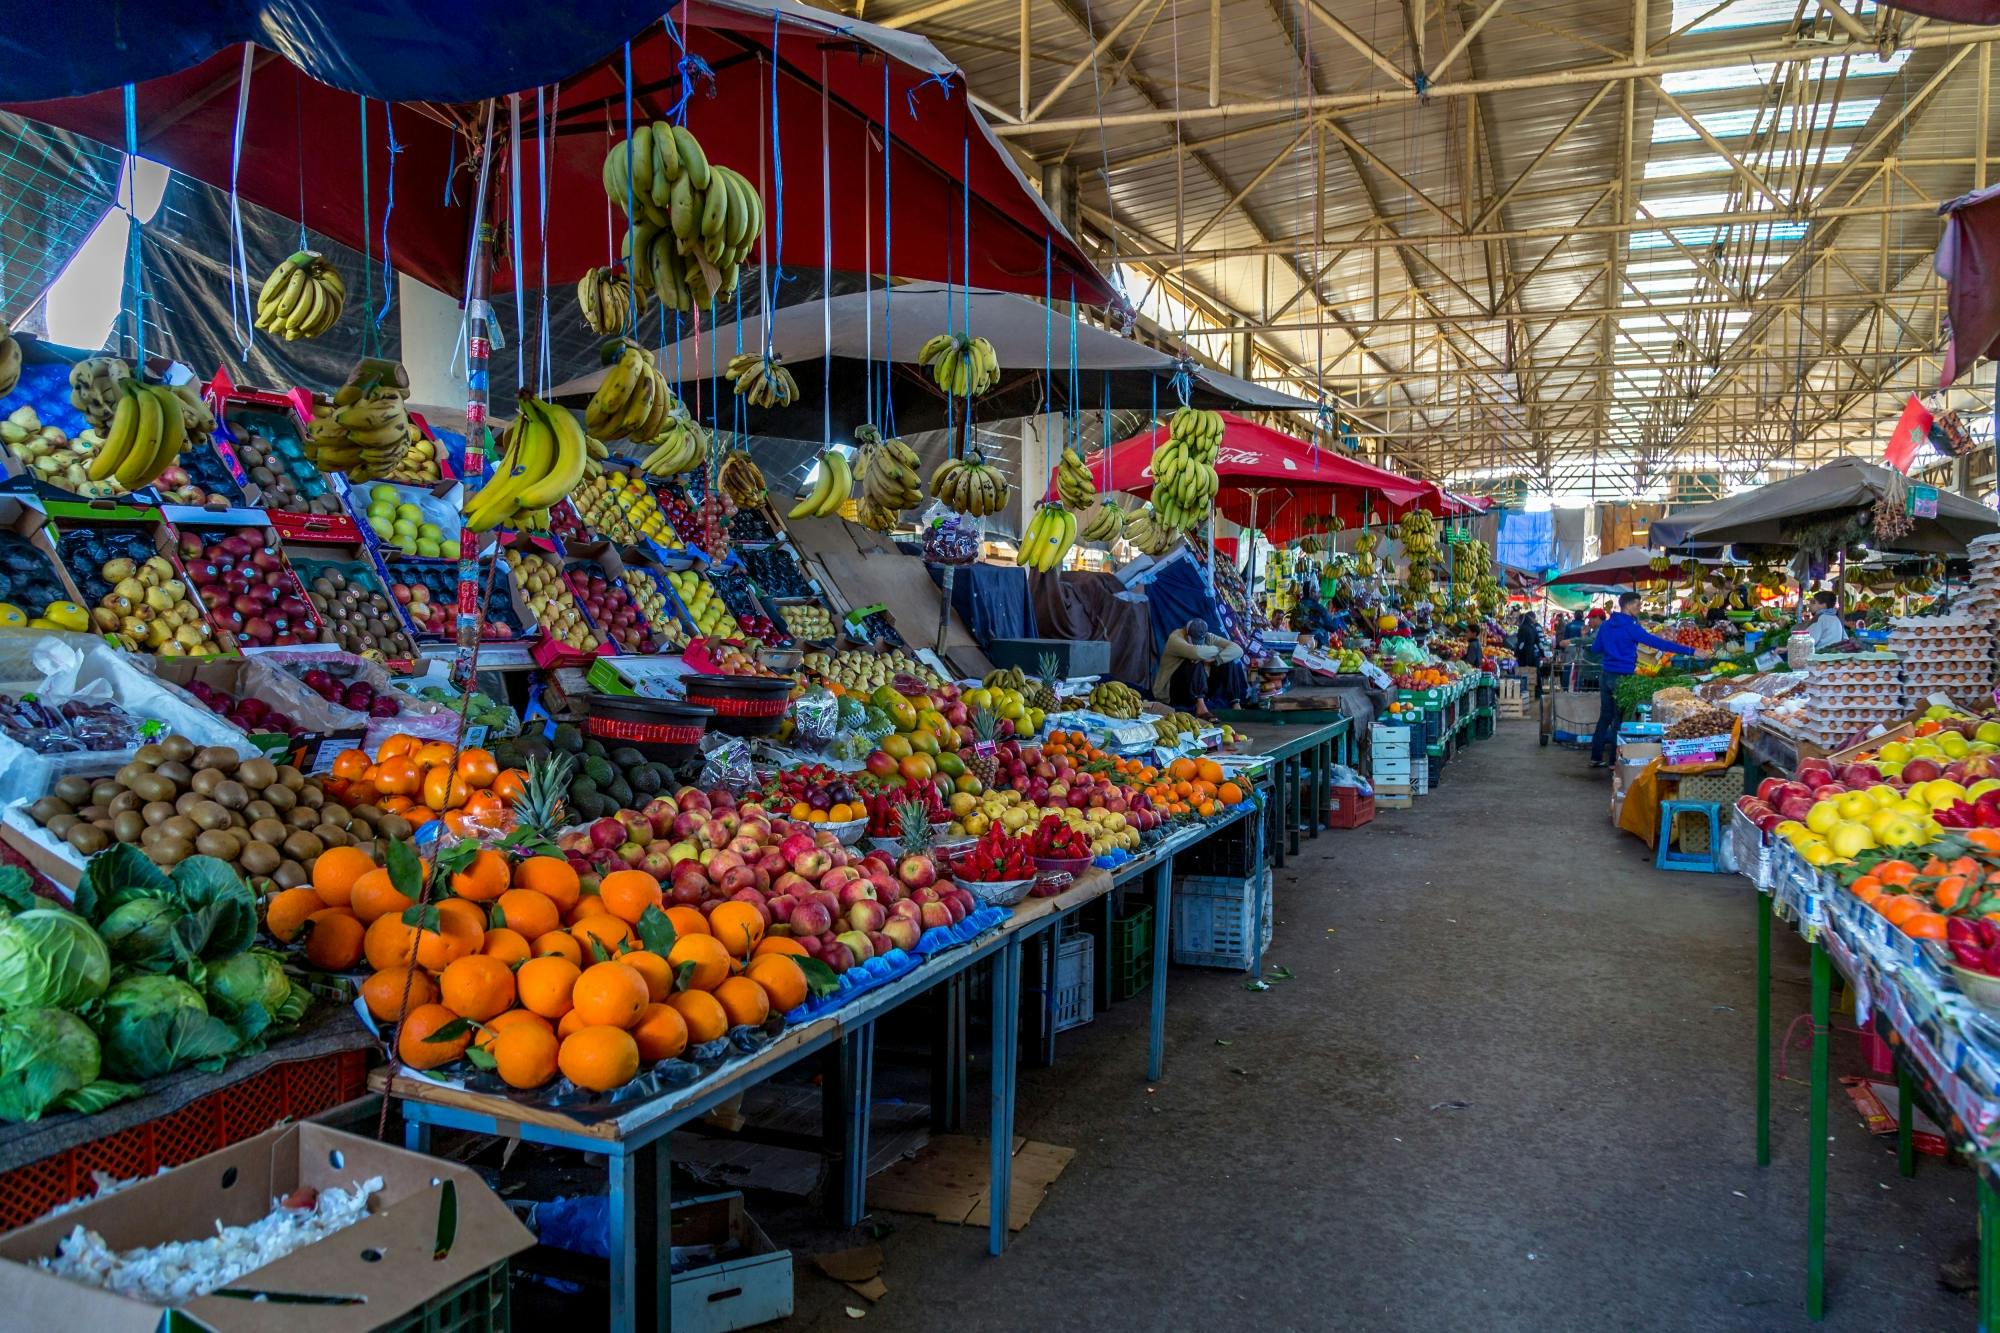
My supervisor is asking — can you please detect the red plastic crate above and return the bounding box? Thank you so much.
[0,1048,367,1231]
[1326,786,1376,829]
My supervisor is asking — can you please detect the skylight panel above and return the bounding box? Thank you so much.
[1645,145,1852,179]
[1672,0,1876,36]
[1651,99,1879,143]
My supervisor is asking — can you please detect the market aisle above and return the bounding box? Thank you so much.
[792,720,1970,1330]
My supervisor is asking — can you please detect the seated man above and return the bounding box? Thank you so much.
[1153,618,1245,717]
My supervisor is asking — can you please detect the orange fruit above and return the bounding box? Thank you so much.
[473,1007,552,1052]
[572,962,649,1029]
[481,927,532,966]
[349,868,415,925]
[631,1002,689,1062]
[364,914,420,971]
[531,931,585,964]
[436,896,488,938]
[311,846,375,907]
[1218,781,1243,805]
[557,1007,590,1039]
[665,905,710,938]
[572,913,634,959]
[360,966,436,1022]
[745,954,808,1013]
[667,934,731,992]
[397,1002,470,1070]
[753,937,809,959]
[301,909,364,971]
[264,887,326,943]
[707,901,765,956]
[1904,911,1950,941]
[1196,758,1224,785]
[451,848,512,901]
[413,909,484,972]
[514,856,581,911]
[1880,895,1926,927]
[558,1025,640,1092]
[568,894,615,925]
[713,975,770,1029]
[515,956,582,1019]
[495,889,561,941]
[619,950,674,1002]
[490,1021,560,1089]
[598,870,664,924]
[667,990,728,1045]
[439,954,517,1021]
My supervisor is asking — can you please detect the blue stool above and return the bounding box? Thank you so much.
[1657,800,1723,873]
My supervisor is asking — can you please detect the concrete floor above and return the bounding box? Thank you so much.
[786,720,1975,1330]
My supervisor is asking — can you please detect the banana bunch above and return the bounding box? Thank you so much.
[1399,509,1439,598]
[788,450,853,520]
[917,333,999,398]
[1055,445,1096,510]
[305,378,416,481]
[604,124,762,313]
[464,396,590,533]
[930,453,1009,517]
[982,667,1029,691]
[1154,711,1201,744]
[1015,504,1075,573]
[1122,504,1180,556]
[719,448,767,508]
[1149,407,1221,533]
[854,424,922,530]
[69,357,131,429]
[728,351,797,410]
[87,381,187,491]
[1088,680,1141,719]
[576,265,639,336]
[1079,502,1123,543]
[0,321,18,399]
[636,403,708,477]
[254,251,345,340]
[586,338,673,442]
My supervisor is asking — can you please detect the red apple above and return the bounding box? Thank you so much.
[881,918,921,952]
[791,901,833,936]
[847,899,888,932]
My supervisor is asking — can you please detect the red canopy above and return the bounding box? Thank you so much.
[5,7,1111,304]
[1084,411,1442,544]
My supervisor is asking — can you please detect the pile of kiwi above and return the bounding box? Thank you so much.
[306,566,420,660]
[26,734,414,888]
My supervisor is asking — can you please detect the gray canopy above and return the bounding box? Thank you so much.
[1649,457,2000,554]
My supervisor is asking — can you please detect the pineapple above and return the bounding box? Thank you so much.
[895,798,935,856]
[1027,653,1060,712]
[514,753,575,841]
[967,707,1000,788]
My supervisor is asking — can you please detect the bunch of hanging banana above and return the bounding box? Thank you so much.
[637,403,708,478]
[577,266,639,336]
[788,450,852,520]
[464,396,590,533]
[1399,509,1439,598]
[254,252,345,341]
[586,338,675,442]
[930,453,1009,517]
[86,381,187,492]
[719,448,767,508]
[917,333,999,398]
[1079,502,1124,543]
[1149,407,1221,533]
[1123,504,1180,556]
[0,321,18,399]
[603,124,762,313]
[854,425,922,530]
[69,357,131,430]
[1055,445,1097,510]
[1016,505,1076,573]
[304,370,419,480]
[728,351,797,410]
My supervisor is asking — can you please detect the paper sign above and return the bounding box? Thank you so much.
[1753,650,1781,673]
[1907,484,1938,518]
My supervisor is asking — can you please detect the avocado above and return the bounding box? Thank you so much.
[571,790,607,822]
[551,723,584,754]
[610,746,646,769]
[569,776,600,805]
[582,756,616,788]
[582,738,607,760]
[628,765,662,797]
[604,778,634,810]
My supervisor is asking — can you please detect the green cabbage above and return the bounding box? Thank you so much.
[204,950,292,1024]
[0,1008,132,1124]
[0,909,110,1011]
[76,846,257,978]
[95,975,238,1082]
[98,898,183,968]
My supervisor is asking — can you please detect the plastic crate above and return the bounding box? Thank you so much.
[0,1048,367,1231]
[1675,767,1744,804]
[1171,869,1274,969]
[1472,712,1495,741]
[1052,932,1094,1033]
[1427,753,1445,788]
[1171,820,1257,879]
[1327,785,1375,828]
[1110,905,1153,1001]
[378,1260,513,1333]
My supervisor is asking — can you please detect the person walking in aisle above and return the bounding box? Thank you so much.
[1513,611,1546,697]
[1588,592,1704,768]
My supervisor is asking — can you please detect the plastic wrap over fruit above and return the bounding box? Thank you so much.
[790,686,838,750]
[698,732,754,791]
[922,515,980,565]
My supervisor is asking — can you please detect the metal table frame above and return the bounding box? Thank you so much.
[1211,718,1351,869]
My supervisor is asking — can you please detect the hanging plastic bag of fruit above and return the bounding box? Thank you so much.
[698,732,754,793]
[791,686,839,752]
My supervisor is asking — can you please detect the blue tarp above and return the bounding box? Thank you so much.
[1497,510,1556,576]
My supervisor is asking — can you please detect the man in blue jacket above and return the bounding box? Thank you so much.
[1589,591,1704,767]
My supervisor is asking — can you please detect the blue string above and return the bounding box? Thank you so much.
[906,69,954,119]
[623,44,637,338]
[1042,232,1051,424]
[769,16,786,295]
[376,102,402,332]
[661,9,715,124]
[881,63,896,440]
[961,132,971,342]
[1170,355,1193,407]
[442,133,456,205]
[122,85,145,370]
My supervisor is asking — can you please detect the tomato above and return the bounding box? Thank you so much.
[374,756,421,796]
[457,747,499,788]
[330,749,371,781]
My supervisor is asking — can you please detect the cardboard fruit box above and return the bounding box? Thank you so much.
[0,1122,533,1332]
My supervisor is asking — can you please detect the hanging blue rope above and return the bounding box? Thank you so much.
[623,43,638,339]
[358,97,374,356]
[769,15,786,293]
[881,63,896,440]
[376,102,402,333]
[660,7,715,124]
[122,85,145,371]
[1170,354,1194,408]
[906,69,954,120]
[226,45,254,357]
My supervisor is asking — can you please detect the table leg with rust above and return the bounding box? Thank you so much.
[1757,896,1771,1167]
[1807,942,1830,1321]
[988,936,1021,1256]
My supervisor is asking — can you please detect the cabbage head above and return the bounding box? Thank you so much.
[0,909,111,1011]
[0,1008,132,1123]
[98,898,183,969]
[96,975,239,1083]
[204,950,294,1025]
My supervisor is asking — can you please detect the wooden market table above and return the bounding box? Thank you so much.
[375,793,1273,1330]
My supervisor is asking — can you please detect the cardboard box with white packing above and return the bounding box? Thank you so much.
[0,1122,533,1332]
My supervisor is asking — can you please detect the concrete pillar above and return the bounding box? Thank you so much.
[1039,164,1081,240]
[1016,413,1058,538]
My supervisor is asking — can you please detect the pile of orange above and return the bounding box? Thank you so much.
[1843,849,2000,941]
[270,846,812,1094]
[789,800,864,823]
[325,735,528,837]
[1138,756,1245,818]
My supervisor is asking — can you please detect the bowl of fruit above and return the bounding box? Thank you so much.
[1947,917,2000,1016]
[950,826,1038,906]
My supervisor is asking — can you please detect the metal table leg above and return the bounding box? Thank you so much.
[1287,758,1302,857]
[608,1147,638,1333]
[988,936,1020,1256]
[1271,760,1287,869]
[835,1022,876,1226]
[1757,898,1771,1167]
[931,972,966,1134]
[1896,1062,1916,1179]
[1306,743,1320,840]
[634,1140,666,1330]
[1148,859,1174,1082]
[1982,1173,2000,1333]
[1807,942,1830,1320]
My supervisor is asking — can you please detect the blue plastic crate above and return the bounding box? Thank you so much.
[1171,869,1273,969]
[1053,932,1094,1032]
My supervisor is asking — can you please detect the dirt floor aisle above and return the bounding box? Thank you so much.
[791,719,1971,1330]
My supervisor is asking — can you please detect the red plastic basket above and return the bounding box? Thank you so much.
[1326,786,1376,829]
[0,1048,368,1231]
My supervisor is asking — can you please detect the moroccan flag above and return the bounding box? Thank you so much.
[1884,395,1935,474]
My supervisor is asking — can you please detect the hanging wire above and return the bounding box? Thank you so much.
[122,85,145,371]
[768,15,787,336]
[623,43,638,338]
[536,87,555,394]
[225,45,255,357]
[881,62,896,439]
[358,98,374,356]
[509,93,527,390]
[821,52,833,450]
[293,80,308,251]
[376,102,402,336]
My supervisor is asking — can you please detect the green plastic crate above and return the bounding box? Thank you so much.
[379,1259,513,1333]
[1110,905,1154,1001]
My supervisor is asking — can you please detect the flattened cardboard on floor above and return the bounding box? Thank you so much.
[0,1122,533,1333]
[868,1135,1074,1232]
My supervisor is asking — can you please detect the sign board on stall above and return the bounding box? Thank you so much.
[1907,484,1939,518]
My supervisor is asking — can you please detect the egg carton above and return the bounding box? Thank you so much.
[1893,613,1979,628]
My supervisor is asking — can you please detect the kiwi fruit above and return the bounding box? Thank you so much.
[296,785,325,811]
[212,780,249,811]
[192,747,239,773]
[286,806,320,831]
[28,796,71,824]
[281,829,325,862]
[66,823,109,855]
[316,824,352,849]
[91,781,122,807]
[318,801,346,826]
[190,800,230,831]
[354,839,379,862]
[376,814,413,842]
[190,769,223,797]
[114,762,153,790]
[107,789,142,816]
[154,760,193,789]
[150,835,192,866]
[45,812,80,840]
[195,829,241,860]
[161,815,200,843]
[262,784,297,813]
[350,803,385,825]
[133,743,168,766]
[53,776,93,805]
[244,799,277,824]
[142,801,177,827]
[159,735,196,763]
[239,842,282,876]
[276,765,306,791]
[112,811,145,843]
[131,772,178,804]
[238,757,278,791]
[78,804,107,823]
[249,817,289,845]
[272,860,308,889]
[175,791,203,816]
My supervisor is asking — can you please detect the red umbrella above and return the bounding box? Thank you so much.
[1084,411,1438,544]
[4,4,1111,304]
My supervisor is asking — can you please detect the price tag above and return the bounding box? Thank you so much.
[1753,651,1780,672]
[1908,484,1939,518]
